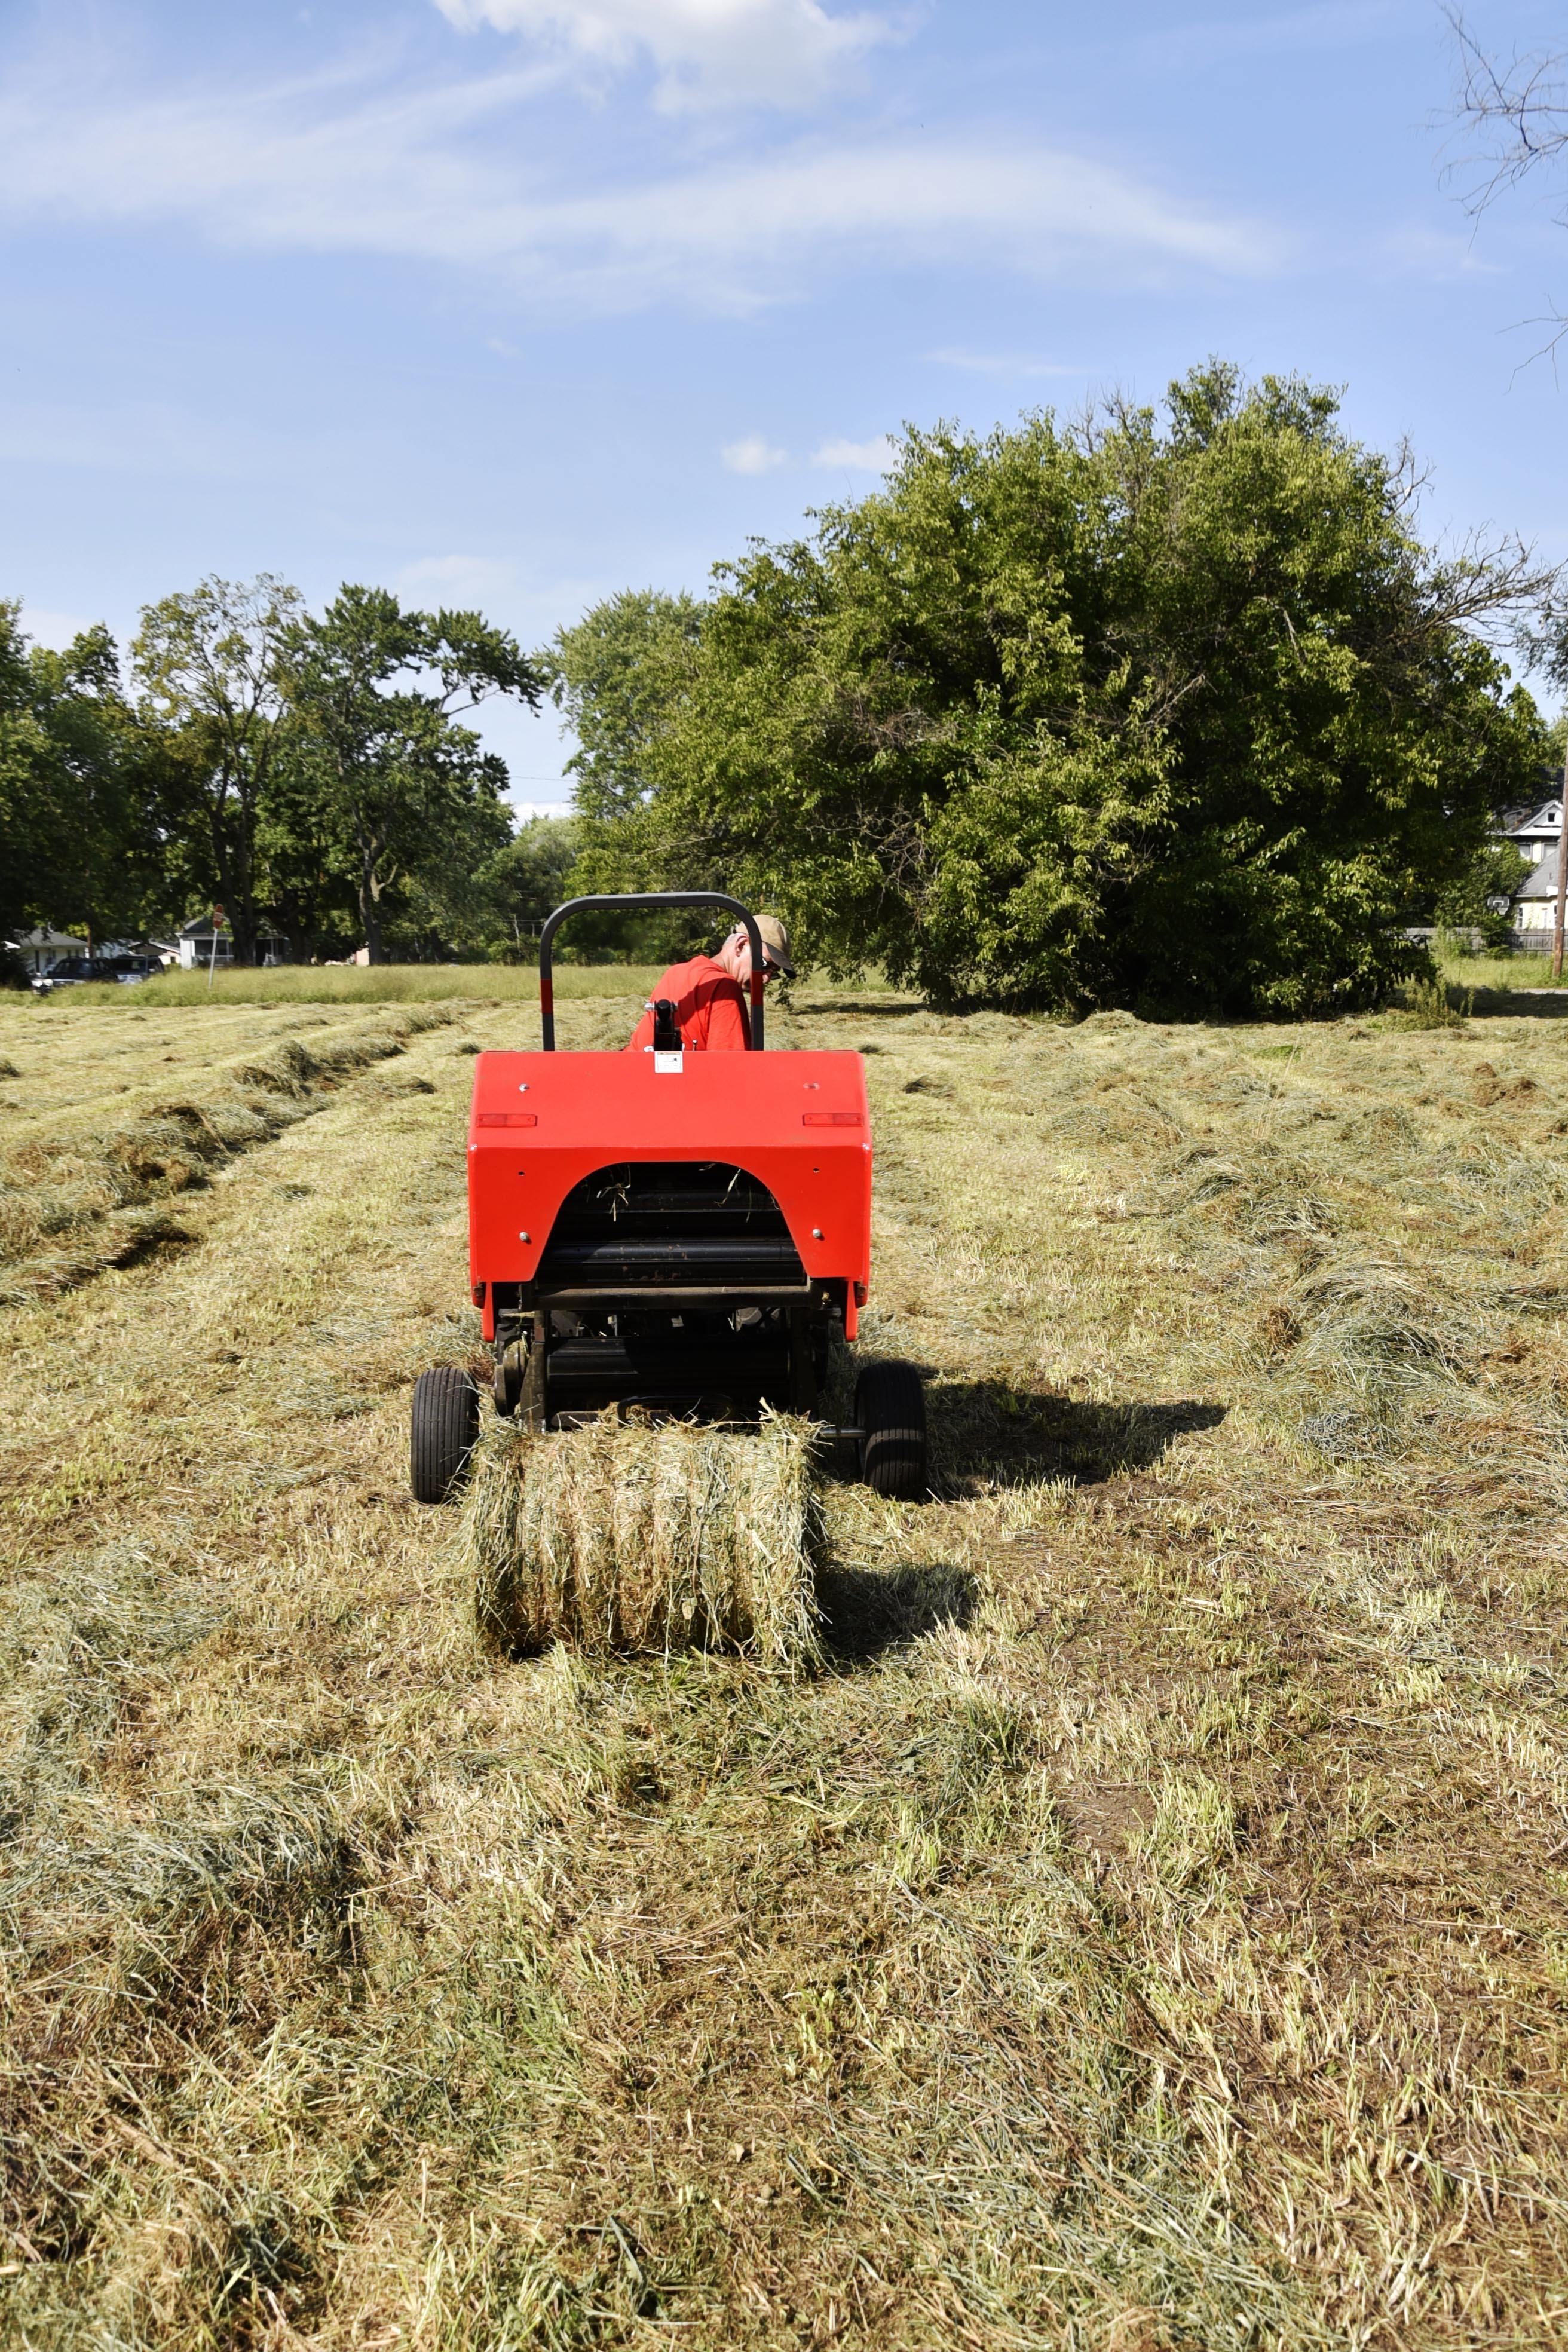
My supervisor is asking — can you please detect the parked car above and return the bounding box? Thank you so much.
[32,954,158,993]
[33,956,105,992]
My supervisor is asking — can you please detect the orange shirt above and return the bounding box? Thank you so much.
[624,955,751,1052]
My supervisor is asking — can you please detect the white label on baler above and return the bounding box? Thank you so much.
[653,1051,684,1074]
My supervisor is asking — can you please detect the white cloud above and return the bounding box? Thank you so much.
[928,348,1089,378]
[552,141,1273,306]
[432,0,896,111]
[0,60,1277,316]
[0,393,311,480]
[722,432,788,473]
[14,606,96,650]
[1139,1,1401,69]
[1376,226,1502,281]
[395,553,520,601]
[810,433,897,470]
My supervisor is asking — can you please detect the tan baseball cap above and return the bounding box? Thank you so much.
[754,912,795,977]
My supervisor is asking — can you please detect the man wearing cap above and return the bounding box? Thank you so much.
[624,915,794,1052]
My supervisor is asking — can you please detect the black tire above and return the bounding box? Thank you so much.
[411,1367,479,1505]
[856,1359,928,1500]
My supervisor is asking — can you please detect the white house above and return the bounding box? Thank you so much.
[1514,842,1564,942]
[176,915,287,970]
[1499,792,1563,872]
[9,925,87,975]
[1494,775,1564,942]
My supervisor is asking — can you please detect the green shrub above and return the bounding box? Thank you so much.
[574,364,1547,1019]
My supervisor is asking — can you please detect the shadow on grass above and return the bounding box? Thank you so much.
[788,1000,923,1019]
[930,1378,1227,1493]
[814,1559,979,1661]
[1465,987,1568,1019]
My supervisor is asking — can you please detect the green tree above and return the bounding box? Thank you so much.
[577,366,1551,1015]
[1435,836,1530,950]
[0,602,174,953]
[281,587,541,963]
[478,817,581,960]
[549,590,703,823]
[131,575,303,964]
[252,758,362,964]
[390,789,535,961]
[547,590,708,961]
[1,602,88,946]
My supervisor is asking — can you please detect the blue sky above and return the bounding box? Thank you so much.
[2,0,1565,810]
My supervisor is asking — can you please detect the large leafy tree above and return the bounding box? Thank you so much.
[252,757,362,964]
[1,602,91,945]
[577,366,1551,1015]
[477,817,582,960]
[547,591,706,961]
[281,587,541,963]
[1435,837,1530,950]
[0,603,173,952]
[132,575,303,964]
[549,590,703,823]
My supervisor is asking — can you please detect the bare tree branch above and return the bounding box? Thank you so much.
[1423,528,1560,628]
[1440,11,1568,369]
[1444,4,1568,216]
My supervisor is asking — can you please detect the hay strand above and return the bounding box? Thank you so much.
[469,1409,822,1668]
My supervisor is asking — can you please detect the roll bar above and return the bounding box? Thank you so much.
[538,892,766,1052]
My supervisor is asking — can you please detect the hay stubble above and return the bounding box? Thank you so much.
[0,984,1566,2347]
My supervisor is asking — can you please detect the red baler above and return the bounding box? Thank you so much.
[411,894,926,1503]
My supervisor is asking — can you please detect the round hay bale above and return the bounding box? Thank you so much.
[470,1409,822,1670]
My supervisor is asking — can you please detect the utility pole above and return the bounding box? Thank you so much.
[1555,793,1567,984]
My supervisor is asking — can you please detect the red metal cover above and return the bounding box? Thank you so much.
[467,1049,872,1337]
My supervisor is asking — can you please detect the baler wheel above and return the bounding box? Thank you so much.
[411,1367,480,1504]
[855,1359,928,1500]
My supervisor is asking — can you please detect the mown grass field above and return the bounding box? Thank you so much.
[1,978,1566,2350]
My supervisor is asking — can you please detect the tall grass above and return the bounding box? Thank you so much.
[1432,942,1567,993]
[41,961,670,1009]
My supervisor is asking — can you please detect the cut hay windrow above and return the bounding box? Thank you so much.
[0,1006,454,1304]
[470,1409,822,1668]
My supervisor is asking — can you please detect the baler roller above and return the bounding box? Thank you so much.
[537,1234,808,1285]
